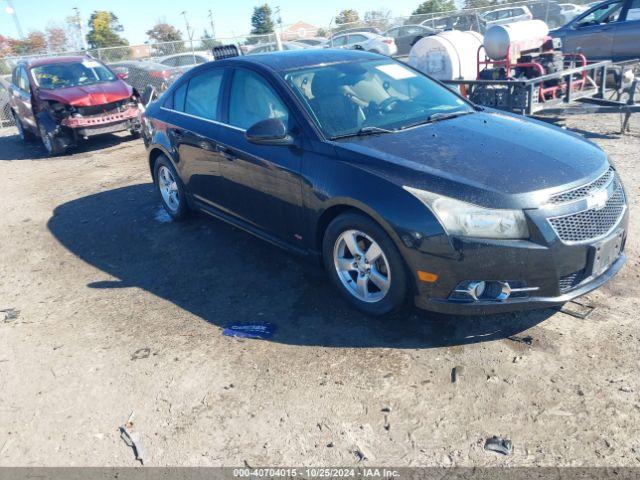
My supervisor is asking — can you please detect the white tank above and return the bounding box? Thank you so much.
[408,30,484,81]
[483,20,549,61]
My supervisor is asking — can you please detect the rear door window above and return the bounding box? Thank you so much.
[184,69,224,120]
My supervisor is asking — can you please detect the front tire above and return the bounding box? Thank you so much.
[154,155,189,221]
[38,124,66,156]
[322,212,408,316]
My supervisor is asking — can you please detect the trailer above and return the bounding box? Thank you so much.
[443,60,640,133]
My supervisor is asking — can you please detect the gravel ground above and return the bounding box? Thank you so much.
[0,113,638,467]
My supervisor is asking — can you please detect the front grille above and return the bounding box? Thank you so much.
[548,167,615,205]
[559,270,584,293]
[76,99,130,117]
[548,179,625,242]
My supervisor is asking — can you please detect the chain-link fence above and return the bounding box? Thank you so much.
[0,0,598,129]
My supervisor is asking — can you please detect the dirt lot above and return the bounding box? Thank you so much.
[0,113,638,467]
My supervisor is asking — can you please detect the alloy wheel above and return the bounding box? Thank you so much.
[158,165,180,212]
[333,229,391,303]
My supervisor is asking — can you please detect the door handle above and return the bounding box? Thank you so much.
[216,144,236,161]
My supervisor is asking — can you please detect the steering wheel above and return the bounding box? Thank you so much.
[377,96,401,113]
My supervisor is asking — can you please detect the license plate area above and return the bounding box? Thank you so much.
[591,229,624,277]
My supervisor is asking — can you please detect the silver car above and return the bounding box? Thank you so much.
[326,31,397,56]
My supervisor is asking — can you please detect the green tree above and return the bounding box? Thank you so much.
[413,0,456,14]
[147,22,184,55]
[251,4,275,35]
[146,22,183,43]
[462,0,497,8]
[335,9,360,25]
[200,30,221,51]
[86,11,128,49]
[410,0,456,23]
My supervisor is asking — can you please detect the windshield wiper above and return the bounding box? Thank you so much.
[399,110,474,130]
[330,126,395,140]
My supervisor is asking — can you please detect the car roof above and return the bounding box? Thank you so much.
[219,49,382,72]
[157,51,212,61]
[21,56,97,68]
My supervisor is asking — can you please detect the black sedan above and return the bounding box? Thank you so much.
[142,50,628,316]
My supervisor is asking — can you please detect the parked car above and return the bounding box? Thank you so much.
[384,25,436,55]
[559,3,589,23]
[0,76,12,127]
[9,56,142,155]
[157,51,213,68]
[552,0,640,60]
[246,41,309,54]
[294,37,328,47]
[421,13,486,32]
[482,6,533,26]
[527,0,566,26]
[143,49,627,316]
[327,32,397,56]
[332,26,382,35]
[109,61,185,94]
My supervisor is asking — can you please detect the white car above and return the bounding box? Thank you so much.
[157,51,214,68]
[482,6,533,26]
[326,31,397,56]
[559,3,588,22]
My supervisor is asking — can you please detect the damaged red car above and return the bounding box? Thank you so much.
[9,56,142,155]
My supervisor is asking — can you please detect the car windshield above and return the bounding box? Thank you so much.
[283,58,473,138]
[31,60,116,90]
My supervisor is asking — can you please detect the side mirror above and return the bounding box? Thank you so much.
[141,85,157,106]
[245,118,294,146]
[116,72,129,80]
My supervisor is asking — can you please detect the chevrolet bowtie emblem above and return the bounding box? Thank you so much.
[586,189,609,211]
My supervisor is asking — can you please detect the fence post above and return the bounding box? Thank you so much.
[275,30,283,51]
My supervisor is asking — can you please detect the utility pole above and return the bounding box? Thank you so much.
[208,9,215,39]
[274,6,283,37]
[5,0,24,39]
[73,7,88,51]
[180,11,195,60]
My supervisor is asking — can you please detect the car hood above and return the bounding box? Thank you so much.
[37,80,133,107]
[333,110,608,208]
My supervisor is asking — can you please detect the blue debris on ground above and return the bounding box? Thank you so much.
[222,322,277,339]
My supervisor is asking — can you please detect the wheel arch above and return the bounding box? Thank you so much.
[148,145,173,180]
[314,199,406,256]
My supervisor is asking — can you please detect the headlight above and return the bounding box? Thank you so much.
[403,186,529,239]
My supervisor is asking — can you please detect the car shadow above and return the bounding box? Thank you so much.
[0,130,139,161]
[47,183,554,349]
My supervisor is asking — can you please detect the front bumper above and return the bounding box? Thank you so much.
[408,207,629,316]
[61,105,140,129]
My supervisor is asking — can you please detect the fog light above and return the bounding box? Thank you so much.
[450,280,539,302]
[468,281,485,300]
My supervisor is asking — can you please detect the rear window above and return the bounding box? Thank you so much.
[184,70,223,120]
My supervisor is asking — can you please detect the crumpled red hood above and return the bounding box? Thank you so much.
[38,80,133,106]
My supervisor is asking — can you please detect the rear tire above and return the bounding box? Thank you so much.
[154,155,189,221]
[322,212,408,316]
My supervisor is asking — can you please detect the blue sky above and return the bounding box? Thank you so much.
[0,0,423,45]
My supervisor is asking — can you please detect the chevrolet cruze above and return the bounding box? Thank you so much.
[142,49,628,316]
